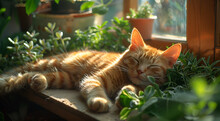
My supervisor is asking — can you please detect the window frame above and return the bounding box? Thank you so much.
[123,0,218,62]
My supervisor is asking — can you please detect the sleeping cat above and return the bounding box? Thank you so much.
[0,28,181,113]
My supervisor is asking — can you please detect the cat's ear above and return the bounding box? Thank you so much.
[162,43,182,67]
[129,28,145,51]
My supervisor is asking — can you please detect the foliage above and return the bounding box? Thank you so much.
[24,0,113,15]
[119,51,220,120]
[0,17,131,73]
[80,0,113,15]
[41,23,71,55]
[166,51,220,89]
[25,0,40,15]
[120,76,220,121]
[70,17,131,52]
[0,31,42,73]
[127,2,153,19]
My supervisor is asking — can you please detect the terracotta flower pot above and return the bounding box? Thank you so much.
[128,18,155,40]
[32,11,95,38]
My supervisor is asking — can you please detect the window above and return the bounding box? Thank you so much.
[124,0,218,63]
[139,0,187,41]
[94,0,123,26]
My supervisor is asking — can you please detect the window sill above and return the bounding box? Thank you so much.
[144,35,187,50]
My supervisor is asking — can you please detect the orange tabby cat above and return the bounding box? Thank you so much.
[0,28,181,113]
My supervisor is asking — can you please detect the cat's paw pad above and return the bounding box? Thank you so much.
[29,74,47,92]
[87,97,112,113]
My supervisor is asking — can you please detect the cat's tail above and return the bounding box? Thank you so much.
[0,73,26,94]
[0,72,48,95]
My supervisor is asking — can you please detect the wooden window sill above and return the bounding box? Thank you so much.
[144,36,188,51]
[19,89,120,121]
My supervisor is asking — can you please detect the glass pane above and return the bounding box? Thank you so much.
[94,0,123,26]
[139,0,187,41]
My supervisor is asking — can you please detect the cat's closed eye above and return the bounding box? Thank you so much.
[124,56,139,67]
[148,65,160,68]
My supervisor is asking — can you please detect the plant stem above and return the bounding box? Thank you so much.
[105,0,112,6]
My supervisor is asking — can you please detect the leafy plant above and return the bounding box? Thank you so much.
[42,23,71,54]
[80,0,113,15]
[24,0,113,15]
[119,76,220,121]
[166,51,220,89]
[119,51,220,120]
[0,17,131,73]
[6,31,43,66]
[127,2,153,19]
[71,17,131,52]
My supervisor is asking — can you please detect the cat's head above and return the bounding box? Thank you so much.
[123,28,181,87]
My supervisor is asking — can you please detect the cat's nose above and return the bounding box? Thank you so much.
[137,69,143,75]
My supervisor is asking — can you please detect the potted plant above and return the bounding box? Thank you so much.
[126,2,156,40]
[51,0,88,14]
[31,0,112,38]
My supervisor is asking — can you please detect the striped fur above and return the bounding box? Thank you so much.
[0,28,181,112]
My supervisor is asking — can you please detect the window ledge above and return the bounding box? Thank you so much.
[19,89,120,121]
[152,34,186,42]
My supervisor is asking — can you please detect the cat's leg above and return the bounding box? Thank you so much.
[42,71,74,89]
[28,73,48,92]
[80,77,112,113]
[115,85,138,109]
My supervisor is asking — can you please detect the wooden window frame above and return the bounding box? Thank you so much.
[123,0,218,62]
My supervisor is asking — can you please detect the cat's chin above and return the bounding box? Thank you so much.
[130,77,149,86]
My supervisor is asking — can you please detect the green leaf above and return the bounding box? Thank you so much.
[140,97,158,112]
[92,5,109,15]
[24,43,29,48]
[0,8,6,14]
[45,27,51,33]
[48,23,52,29]
[139,90,144,96]
[25,0,40,15]
[51,23,56,30]
[54,0,60,4]
[119,90,138,107]
[130,100,140,108]
[80,1,95,11]
[7,46,13,50]
[144,85,156,100]
[29,41,33,49]
[62,37,71,41]
[56,31,63,38]
[120,107,132,120]
[207,101,217,114]
[8,38,15,44]
[190,77,207,98]
[100,21,108,28]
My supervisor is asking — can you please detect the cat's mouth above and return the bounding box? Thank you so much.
[130,76,151,86]
[131,75,162,87]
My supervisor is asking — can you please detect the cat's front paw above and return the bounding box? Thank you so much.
[29,74,48,92]
[87,97,112,113]
[115,95,123,109]
[115,85,138,109]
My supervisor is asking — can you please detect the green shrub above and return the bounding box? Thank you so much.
[119,51,220,121]
[0,17,131,73]
[120,76,220,121]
